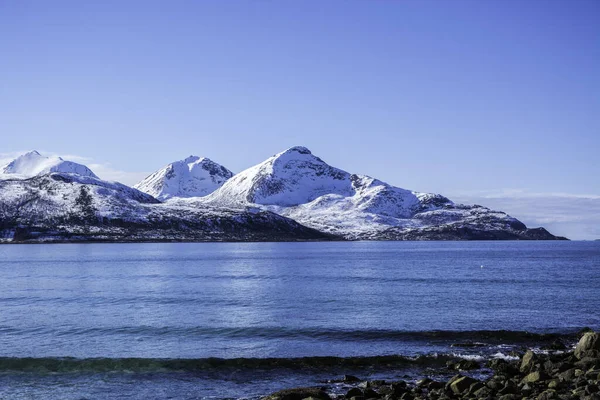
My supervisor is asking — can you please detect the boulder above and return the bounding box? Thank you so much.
[468,382,485,395]
[575,332,600,359]
[473,386,491,398]
[497,381,517,395]
[521,350,538,373]
[416,378,432,388]
[389,381,408,396]
[362,389,379,399]
[487,358,519,376]
[522,371,545,384]
[456,359,481,370]
[520,383,533,396]
[586,384,599,394]
[536,390,558,400]
[346,388,363,399]
[450,376,479,394]
[445,374,463,391]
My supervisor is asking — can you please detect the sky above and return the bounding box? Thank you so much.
[1,0,599,239]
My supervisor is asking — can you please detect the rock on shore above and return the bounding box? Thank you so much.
[262,331,600,400]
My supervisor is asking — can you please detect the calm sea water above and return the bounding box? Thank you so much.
[0,241,598,399]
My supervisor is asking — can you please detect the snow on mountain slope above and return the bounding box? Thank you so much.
[0,171,330,243]
[134,156,233,200]
[202,145,451,219]
[1,151,98,179]
[198,146,558,240]
[203,146,354,206]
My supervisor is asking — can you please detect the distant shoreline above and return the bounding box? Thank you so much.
[0,237,573,245]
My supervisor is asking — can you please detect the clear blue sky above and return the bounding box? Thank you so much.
[1,0,599,238]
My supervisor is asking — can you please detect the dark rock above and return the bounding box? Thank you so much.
[542,340,567,351]
[522,371,546,384]
[263,387,331,400]
[362,389,380,399]
[416,378,431,388]
[444,374,462,391]
[587,384,599,394]
[536,390,558,400]
[343,375,361,383]
[521,350,538,373]
[487,359,520,376]
[575,376,587,387]
[520,383,533,396]
[381,382,407,398]
[498,395,519,400]
[543,360,556,374]
[427,381,444,390]
[558,368,576,382]
[468,382,485,394]
[346,388,363,399]
[359,381,386,389]
[389,381,407,396]
[473,386,491,398]
[575,356,600,370]
[450,376,479,394]
[486,378,504,390]
[497,381,517,395]
[456,359,481,370]
[554,361,573,373]
[575,332,600,359]
[585,369,600,380]
[547,379,560,389]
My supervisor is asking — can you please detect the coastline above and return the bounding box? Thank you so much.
[1,330,598,399]
[262,330,600,400]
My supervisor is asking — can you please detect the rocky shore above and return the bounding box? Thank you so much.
[262,331,600,400]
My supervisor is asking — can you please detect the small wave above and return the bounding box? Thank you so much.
[0,326,580,344]
[450,353,485,361]
[0,354,457,374]
[491,352,519,361]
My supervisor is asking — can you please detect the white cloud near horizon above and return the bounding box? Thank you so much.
[86,163,150,186]
[451,189,600,241]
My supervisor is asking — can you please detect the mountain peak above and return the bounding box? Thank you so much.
[277,146,312,157]
[183,155,203,164]
[134,155,233,200]
[1,151,98,179]
[203,146,350,206]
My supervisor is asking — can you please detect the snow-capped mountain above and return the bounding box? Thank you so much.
[0,148,564,242]
[134,156,233,200]
[1,151,98,179]
[198,146,561,240]
[0,151,331,242]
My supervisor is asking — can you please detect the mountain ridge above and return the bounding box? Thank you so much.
[196,146,563,240]
[134,156,233,200]
[0,148,567,242]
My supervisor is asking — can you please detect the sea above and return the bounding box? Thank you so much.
[0,241,598,399]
